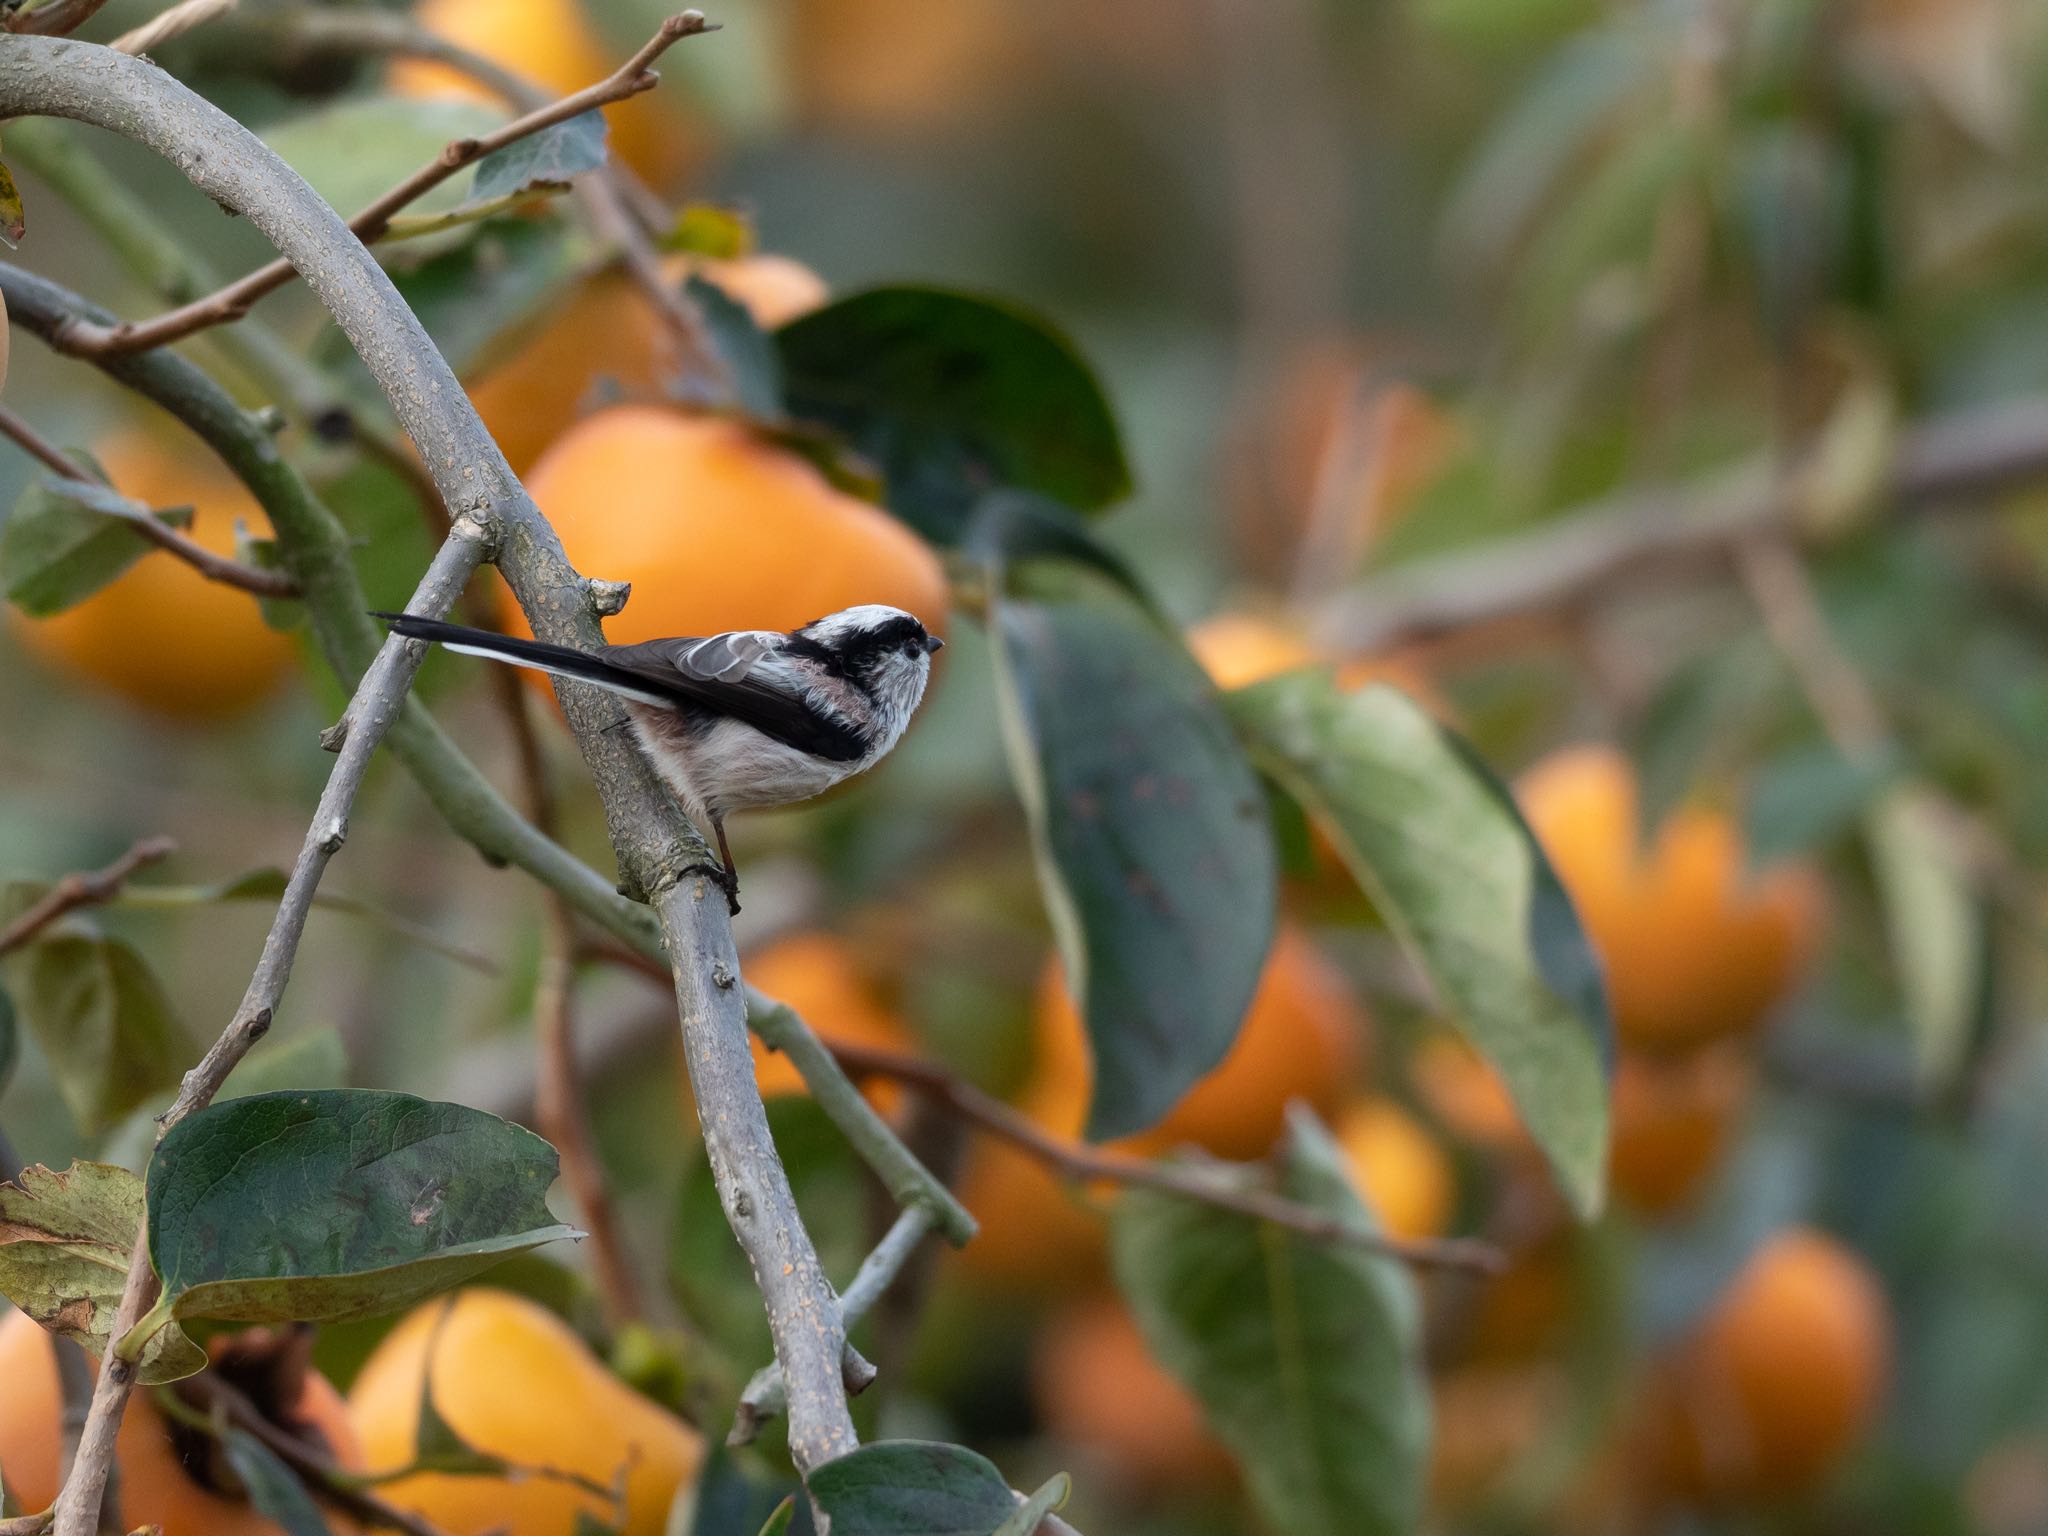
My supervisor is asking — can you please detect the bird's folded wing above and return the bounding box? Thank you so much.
[605,633,868,763]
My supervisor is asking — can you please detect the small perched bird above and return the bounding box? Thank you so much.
[377,604,943,913]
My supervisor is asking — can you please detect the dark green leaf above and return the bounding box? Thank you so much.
[0,891,191,1131]
[990,564,1277,1141]
[992,1474,1071,1536]
[756,1497,797,1536]
[669,1098,870,1367]
[223,1430,334,1536]
[684,1444,811,1536]
[0,158,24,248]
[0,980,16,1097]
[963,490,1149,603]
[805,1441,1020,1536]
[1112,1113,1430,1536]
[1744,742,1899,866]
[690,274,785,420]
[1229,674,1611,1216]
[470,110,608,203]
[777,287,1130,543]
[140,1090,578,1343]
[1,476,193,618]
[0,1162,206,1382]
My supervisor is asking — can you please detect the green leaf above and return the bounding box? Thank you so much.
[0,1162,206,1382]
[263,97,504,243]
[989,563,1277,1142]
[1744,743,1899,867]
[0,475,192,618]
[668,1098,870,1367]
[0,890,191,1132]
[1229,674,1612,1216]
[0,158,24,248]
[470,109,608,203]
[991,1474,1071,1536]
[756,1497,798,1536]
[1112,1113,1430,1536]
[1867,787,1988,1089]
[139,1090,578,1346]
[964,490,1150,603]
[684,1445,809,1536]
[223,1430,334,1536]
[690,273,785,420]
[776,287,1131,543]
[0,980,16,1098]
[805,1441,1022,1536]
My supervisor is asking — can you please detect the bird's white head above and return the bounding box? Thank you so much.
[795,604,944,742]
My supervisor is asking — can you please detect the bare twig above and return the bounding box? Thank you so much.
[54,12,717,359]
[1733,534,1888,753]
[821,1035,1507,1275]
[51,530,488,1536]
[0,1515,53,1536]
[3,0,109,36]
[110,0,237,54]
[252,4,724,392]
[0,402,299,599]
[1315,394,2048,655]
[0,836,176,957]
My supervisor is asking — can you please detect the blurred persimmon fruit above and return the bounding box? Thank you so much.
[511,406,950,657]
[1030,1295,1233,1489]
[9,431,298,722]
[1517,746,1825,1052]
[468,254,826,474]
[391,0,700,187]
[1638,1227,1892,1506]
[787,0,1027,133]
[347,1288,702,1536]
[738,930,910,1109]
[1335,1097,1456,1241]
[0,1314,363,1536]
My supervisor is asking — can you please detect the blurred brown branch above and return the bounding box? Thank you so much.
[0,402,299,599]
[1317,394,2048,654]
[51,11,716,360]
[2,0,109,36]
[0,836,177,957]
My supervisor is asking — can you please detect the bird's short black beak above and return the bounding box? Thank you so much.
[925,634,945,654]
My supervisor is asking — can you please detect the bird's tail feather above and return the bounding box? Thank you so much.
[372,612,677,708]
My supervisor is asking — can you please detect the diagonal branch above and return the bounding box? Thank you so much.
[0,401,299,599]
[0,27,861,1518]
[52,11,715,360]
[0,835,176,957]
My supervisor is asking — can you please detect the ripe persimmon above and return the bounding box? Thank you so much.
[8,432,297,722]
[1030,1295,1232,1488]
[467,254,827,473]
[512,407,949,653]
[1516,746,1825,1052]
[0,1315,362,1536]
[1639,1228,1892,1506]
[1336,1097,1456,1241]
[347,1288,701,1536]
[740,931,910,1107]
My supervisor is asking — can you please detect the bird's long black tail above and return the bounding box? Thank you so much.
[372,612,677,707]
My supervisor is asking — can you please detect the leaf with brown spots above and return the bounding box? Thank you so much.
[0,1161,206,1382]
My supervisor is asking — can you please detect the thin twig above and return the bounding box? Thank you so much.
[49,530,488,1536]
[731,1206,936,1445]
[254,4,725,392]
[54,11,717,360]
[0,836,177,957]
[3,0,109,35]
[110,0,237,54]
[1314,394,2048,655]
[0,402,298,599]
[1733,534,1888,753]
[821,1036,1507,1275]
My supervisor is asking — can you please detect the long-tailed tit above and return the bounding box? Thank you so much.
[376,604,943,913]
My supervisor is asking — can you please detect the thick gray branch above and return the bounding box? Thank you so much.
[0,27,856,1508]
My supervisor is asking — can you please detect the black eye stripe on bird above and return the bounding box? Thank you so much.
[371,603,942,915]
